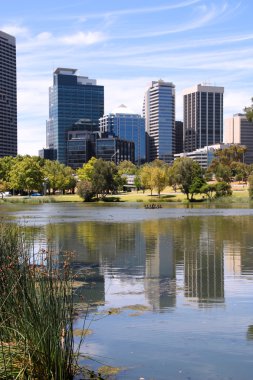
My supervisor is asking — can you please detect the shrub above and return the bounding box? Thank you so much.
[77,180,95,202]
[248,174,253,199]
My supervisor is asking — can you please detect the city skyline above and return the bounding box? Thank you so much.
[1,0,253,155]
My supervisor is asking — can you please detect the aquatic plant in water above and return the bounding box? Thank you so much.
[0,223,102,379]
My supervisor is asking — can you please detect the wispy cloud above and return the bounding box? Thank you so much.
[59,31,107,45]
[0,24,29,37]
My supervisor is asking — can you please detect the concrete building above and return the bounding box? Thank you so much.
[143,80,175,163]
[46,68,104,165]
[224,113,253,164]
[99,104,146,165]
[174,143,232,169]
[183,84,224,153]
[0,31,17,157]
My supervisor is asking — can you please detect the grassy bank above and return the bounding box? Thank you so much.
[0,185,251,204]
[0,223,102,379]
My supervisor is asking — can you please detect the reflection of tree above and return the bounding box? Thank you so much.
[247,325,253,340]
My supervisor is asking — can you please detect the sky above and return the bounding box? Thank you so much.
[1,0,253,155]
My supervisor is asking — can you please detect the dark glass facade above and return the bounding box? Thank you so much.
[99,108,146,165]
[175,121,183,154]
[96,138,135,164]
[0,31,17,157]
[47,68,104,165]
[183,85,224,152]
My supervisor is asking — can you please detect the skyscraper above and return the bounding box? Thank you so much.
[0,31,17,157]
[183,84,224,152]
[224,113,253,164]
[46,68,104,165]
[99,104,146,165]
[143,80,175,163]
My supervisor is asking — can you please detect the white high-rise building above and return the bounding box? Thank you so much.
[143,80,175,163]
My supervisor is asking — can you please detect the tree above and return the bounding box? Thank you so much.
[91,159,118,199]
[212,163,232,183]
[152,166,168,197]
[189,176,206,200]
[0,156,17,183]
[215,181,232,197]
[171,157,204,200]
[231,162,249,183]
[117,160,136,175]
[200,183,217,200]
[245,97,253,122]
[43,160,64,194]
[139,164,155,195]
[77,157,97,181]
[213,145,247,165]
[9,156,44,194]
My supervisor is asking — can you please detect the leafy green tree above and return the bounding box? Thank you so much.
[152,166,168,197]
[139,164,155,195]
[213,145,247,165]
[59,166,77,194]
[43,160,64,194]
[213,163,232,183]
[231,162,249,183]
[117,160,136,175]
[189,176,206,200]
[245,97,253,122]
[171,157,204,200]
[0,156,17,183]
[91,159,118,199]
[77,157,97,181]
[215,181,232,197]
[9,156,44,194]
[200,183,217,200]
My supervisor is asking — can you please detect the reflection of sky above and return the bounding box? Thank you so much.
[103,275,148,308]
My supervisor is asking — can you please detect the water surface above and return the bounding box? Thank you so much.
[1,203,253,379]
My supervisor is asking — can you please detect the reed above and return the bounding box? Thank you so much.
[0,222,98,379]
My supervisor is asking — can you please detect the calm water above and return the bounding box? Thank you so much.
[1,202,253,379]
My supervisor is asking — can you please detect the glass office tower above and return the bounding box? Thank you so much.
[47,68,104,164]
[0,31,17,157]
[143,80,175,163]
[99,104,146,165]
[183,84,224,152]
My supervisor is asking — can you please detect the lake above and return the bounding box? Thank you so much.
[1,202,253,380]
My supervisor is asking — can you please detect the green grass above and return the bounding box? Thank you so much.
[0,186,251,205]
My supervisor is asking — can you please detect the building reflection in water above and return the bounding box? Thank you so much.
[182,218,225,307]
[40,216,253,311]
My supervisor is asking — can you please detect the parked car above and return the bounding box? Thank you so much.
[0,192,12,198]
[31,192,42,196]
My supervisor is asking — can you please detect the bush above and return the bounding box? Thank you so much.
[77,180,95,202]
[248,174,253,199]
[215,181,232,197]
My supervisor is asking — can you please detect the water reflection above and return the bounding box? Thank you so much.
[35,216,253,310]
[3,206,253,379]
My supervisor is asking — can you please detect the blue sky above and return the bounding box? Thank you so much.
[1,0,253,155]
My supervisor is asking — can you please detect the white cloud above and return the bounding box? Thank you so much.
[60,31,106,45]
[0,24,29,37]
